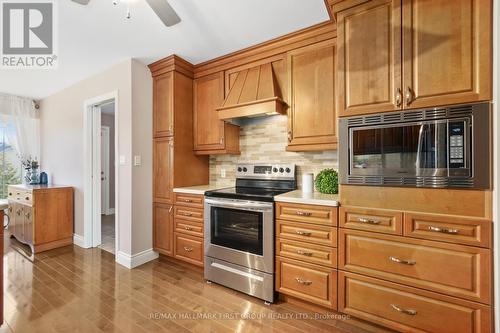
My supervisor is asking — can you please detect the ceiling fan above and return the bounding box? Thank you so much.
[70,0,181,27]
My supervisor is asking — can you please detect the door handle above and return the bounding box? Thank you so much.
[405,86,413,106]
[396,88,402,107]
[390,304,417,316]
[389,256,416,266]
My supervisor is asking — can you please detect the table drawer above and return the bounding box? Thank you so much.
[174,218,203,237]
[339,229,491,304]
[339,272,491,333]
[277,220,337,247]
[174,206,203,222]
[174,193,204,208]
[174,233,203,266]
[276,257,337,309]
[339,206,403,235]
[8,188,32,205]
[277,239,337,268]
[276,202,337,226]
[404,212,491,248]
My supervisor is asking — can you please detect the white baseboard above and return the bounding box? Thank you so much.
[73,234,89,248]
[116,248,159,269]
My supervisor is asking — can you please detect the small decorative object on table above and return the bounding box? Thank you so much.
[21,157,40,185]
[315,168,339,194]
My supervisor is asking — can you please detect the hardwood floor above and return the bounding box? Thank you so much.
[1,233,391,333]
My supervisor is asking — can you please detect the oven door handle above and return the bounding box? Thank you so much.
[205,198,273,211]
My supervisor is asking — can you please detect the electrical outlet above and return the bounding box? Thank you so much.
[220,169,226,178]
[119,155,126,165]
[134,155,142,166]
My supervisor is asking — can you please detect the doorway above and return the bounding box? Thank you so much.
[83,92,118,255]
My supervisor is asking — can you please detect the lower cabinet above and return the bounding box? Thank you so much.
[275,202,338,310]
[339,271,491,333]
[155,192,204,267]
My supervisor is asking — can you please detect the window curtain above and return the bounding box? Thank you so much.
[0,93,40,161]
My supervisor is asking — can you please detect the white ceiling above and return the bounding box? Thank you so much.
[0,0,329,100]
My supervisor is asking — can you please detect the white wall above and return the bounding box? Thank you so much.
[39,58,154,262]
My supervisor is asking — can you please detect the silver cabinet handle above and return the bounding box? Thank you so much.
[219,137,224,145]
[183,247,193,252]
[295,230,312,236]
[296,211,312,217]
[389,256,416,266]
[396,88,402,107]
[168,206,173,213]
[287,130,292,143]
[296,250,313,256]
[428,226,459,234]
[295,278,312,285]
[390,304,417,315]
[405,86,413,106]
[184,199,193,203]
[357,217,381,225]
[184,226,192,231]
[182,212,193,217]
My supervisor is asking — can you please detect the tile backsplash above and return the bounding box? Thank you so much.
[209,115,338,188]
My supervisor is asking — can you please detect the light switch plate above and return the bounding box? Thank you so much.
[134,155,142,166]
[119,155,126,165]
[221,168,226,178]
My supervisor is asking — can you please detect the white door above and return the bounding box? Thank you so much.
[100,126,110,215]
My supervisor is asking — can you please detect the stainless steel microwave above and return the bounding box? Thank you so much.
[339,103,491,189]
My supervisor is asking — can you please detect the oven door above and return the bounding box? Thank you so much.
[204,198,274,274]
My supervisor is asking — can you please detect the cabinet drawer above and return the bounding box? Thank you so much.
[404,212,491,248]
[174,206,203,223]
[339,272,491,333]
[277,239,336,268]
[277,220,337,247]
[276,202,337,226]
[339,206,403,235]
[339,229,491,304]
[174,193,204,208]
[8,189,32,205]
[174,218,203,237]
[174,233,203,266]
[276,257,337,309]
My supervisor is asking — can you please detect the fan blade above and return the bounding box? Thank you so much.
[145,0,181,27]
[71,0,90,5]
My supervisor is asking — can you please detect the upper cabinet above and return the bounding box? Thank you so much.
[287,39,338,151]
[402,0,492,108]
[336,0,492,117]
[193,72,240,155]
[153,72,174,138]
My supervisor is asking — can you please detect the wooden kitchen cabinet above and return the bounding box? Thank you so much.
[153,203,174,256]
[336,0,492,116]
[153,137,173,204]
[287,39,337,151]
[337,0,402,116]
[402,0,492,108]
[193,72,240,155]
[8,185,73,253]
[153,72,174,138]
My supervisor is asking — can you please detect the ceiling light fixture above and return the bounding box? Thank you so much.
[112,0,132,20]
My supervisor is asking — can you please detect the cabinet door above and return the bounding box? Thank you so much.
[287,39,337,151]
[23,206,33,245]
[402,0,491,108]
[153,203,174,256]
[193,72,225,151]
[14,204,24,242]
[153,137,173,203]
[7,203,15,236]
[153,72,174,138]
[337,0,402,116]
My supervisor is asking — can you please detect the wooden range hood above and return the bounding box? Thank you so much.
[216,63,287,120]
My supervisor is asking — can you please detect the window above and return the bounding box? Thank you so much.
[0,123,22,199]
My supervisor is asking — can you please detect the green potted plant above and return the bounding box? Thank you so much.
[315,168,339,194]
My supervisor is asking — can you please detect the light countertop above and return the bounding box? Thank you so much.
[9,184,72,191]
[274,190,340,207]
[173,184,228,195]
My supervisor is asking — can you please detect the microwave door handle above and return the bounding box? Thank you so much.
[416,125,424,173]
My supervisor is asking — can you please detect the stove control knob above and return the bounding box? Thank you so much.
[279,167,284,173]
[243,167,248,172]
[285,167,291,173]
[273,167,278,173]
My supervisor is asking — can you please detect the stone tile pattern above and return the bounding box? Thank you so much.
[210,115,338,189]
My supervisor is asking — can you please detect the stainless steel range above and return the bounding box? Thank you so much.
[204,164,296,303]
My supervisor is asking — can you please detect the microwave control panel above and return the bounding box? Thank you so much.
[448,121,465,168]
